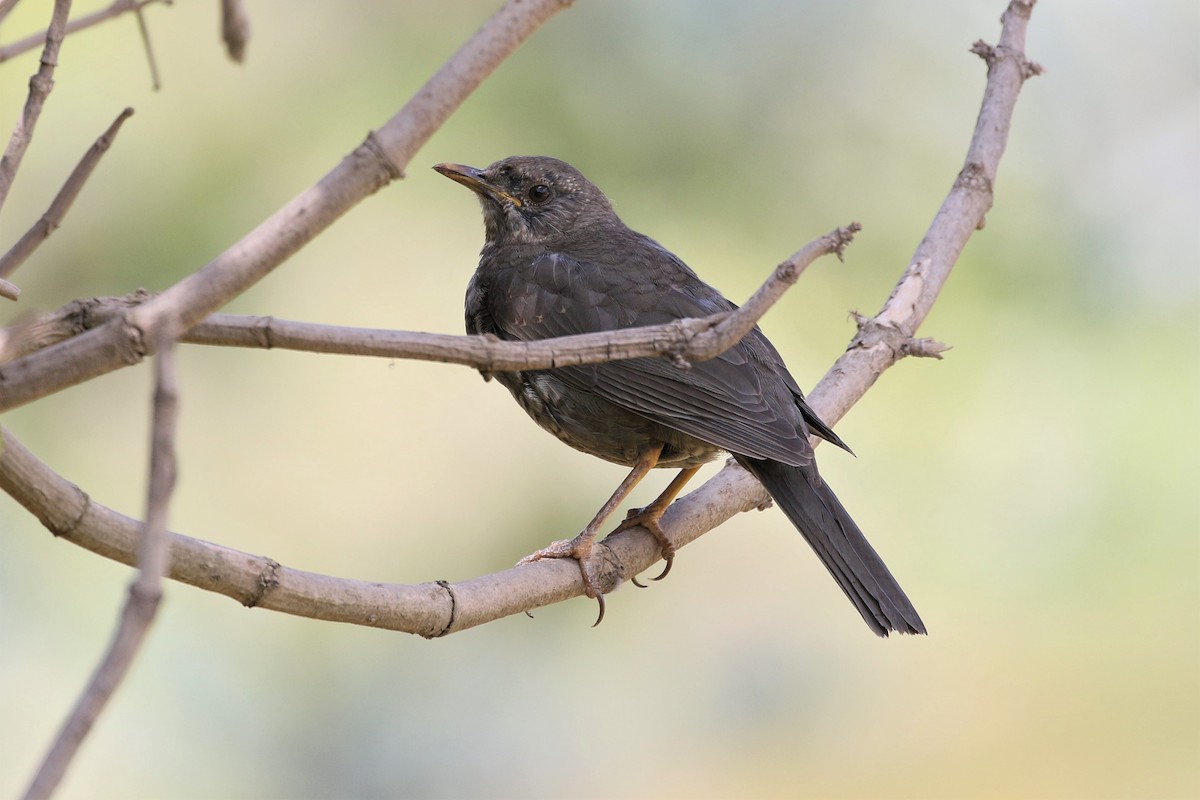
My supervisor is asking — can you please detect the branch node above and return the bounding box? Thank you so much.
[432,579,456,638]
[250,315,274,349]
[955,161,993,194]
[244,558,281,608]
[118,312,150,365]
[57,489,92,539]
[774,258,800,285]
[901,337,952,360]
[362,130,405,180]
[828,221,863,262]
[971,38,1043,80]
[970,39,997,65]
[848,312,906,360]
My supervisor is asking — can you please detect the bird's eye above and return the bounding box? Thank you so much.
[527,184,552,204]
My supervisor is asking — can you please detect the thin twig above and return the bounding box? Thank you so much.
[21,335,178,800]
[0,0,574,413]
[0,108,135,280]
[698,224,861,366]
[0,0,73,216]
[132,3,159,90]
[0,225,854,370]
[0,0,164,64]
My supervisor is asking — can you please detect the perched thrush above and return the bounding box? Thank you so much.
[435,156,924,636]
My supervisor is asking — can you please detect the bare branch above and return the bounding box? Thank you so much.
[0,423,752,636]
[0,0,573,413]
[0,0,166,65]
[802,0,1039,429]
[0,0,24,27]
[220,0,249,63]
[1,225,855,370]
[694,223,861,368]
[21,336,178,800]
[0,1,1038,634]
[0,107,134,280]
[0,0,72,216]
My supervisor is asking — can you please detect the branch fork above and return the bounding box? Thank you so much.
[5,2,1041,791]
[0,1,1041,639]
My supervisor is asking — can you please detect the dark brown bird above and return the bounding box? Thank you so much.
[435,156,925,636]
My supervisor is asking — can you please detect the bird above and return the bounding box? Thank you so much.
[434,156,925,636]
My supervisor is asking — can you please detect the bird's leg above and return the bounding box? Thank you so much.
[516,444,663,626]
[613,466,701,585]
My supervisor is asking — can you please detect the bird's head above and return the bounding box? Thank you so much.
[434,156,616,245]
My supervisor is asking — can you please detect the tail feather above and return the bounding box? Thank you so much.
[735,456,926,636]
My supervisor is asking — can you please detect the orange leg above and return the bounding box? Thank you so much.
[517,444,663,625]
[612,465,701,585]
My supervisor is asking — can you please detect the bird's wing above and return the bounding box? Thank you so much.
[485,246,840,467]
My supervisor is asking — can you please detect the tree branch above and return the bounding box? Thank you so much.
[21,336,179,800]
[803,0,1041,428]
[0,0,72,216]
[0,0,24,27]
[0,0,572,413]
[0,107,135,281]
[0,0,166,64]
[0,1,1039,635]
[131,1,160,90]
[0,225,856,370]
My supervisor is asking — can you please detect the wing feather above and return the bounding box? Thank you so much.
[480,240,844,466]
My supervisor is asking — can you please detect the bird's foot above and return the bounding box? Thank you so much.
[516,534,617,626]
[611,505,676,587]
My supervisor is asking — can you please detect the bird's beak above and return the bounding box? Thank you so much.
[433,163,523,207]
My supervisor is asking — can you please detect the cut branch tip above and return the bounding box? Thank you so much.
[0,277,20,300]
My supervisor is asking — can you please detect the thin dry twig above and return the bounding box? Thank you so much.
[0,107,135,280]
[132,2,159,90]
[0,0,165,64]
[0,225,855,371]
[0,0,574,413]
[0,0,73,216]
[21,335,179,800]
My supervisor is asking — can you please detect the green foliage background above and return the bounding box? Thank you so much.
[1,2,1197,798]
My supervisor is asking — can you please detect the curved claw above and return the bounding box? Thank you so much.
[630,575,648,588]
[650,547,675,582]
[591,593,606,627]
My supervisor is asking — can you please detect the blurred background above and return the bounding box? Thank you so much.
[1,1,1197,798]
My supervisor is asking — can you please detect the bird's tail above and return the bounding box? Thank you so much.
[735,456,926,636]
